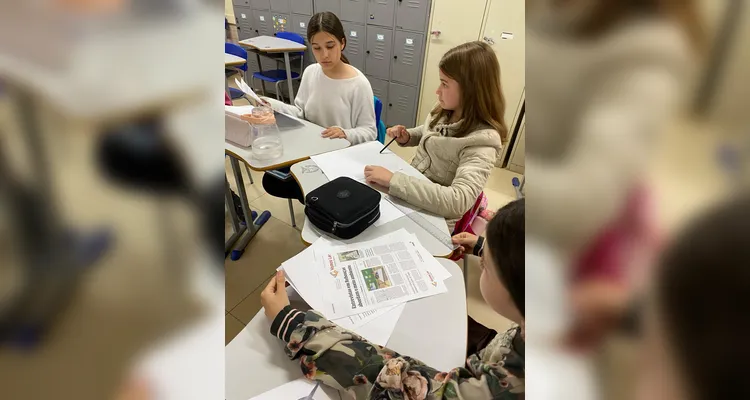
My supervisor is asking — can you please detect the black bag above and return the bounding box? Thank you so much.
[304,177,381,239]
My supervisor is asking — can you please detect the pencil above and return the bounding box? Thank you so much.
[380,137,397,154]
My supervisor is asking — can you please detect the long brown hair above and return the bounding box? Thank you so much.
[307,12,350,64]
[430,41,508,143]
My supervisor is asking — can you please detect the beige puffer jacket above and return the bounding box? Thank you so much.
[389,113,503,229]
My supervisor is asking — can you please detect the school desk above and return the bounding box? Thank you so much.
[238,35,307,103]
[224,258,467,400]
[290,159,455,258]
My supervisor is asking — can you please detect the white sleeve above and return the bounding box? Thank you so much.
[341,80,377,145]
[526,65,682,251]
[264,66,313,119]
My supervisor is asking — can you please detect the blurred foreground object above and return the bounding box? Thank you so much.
[638,192,750,400]
[0,0,224,398]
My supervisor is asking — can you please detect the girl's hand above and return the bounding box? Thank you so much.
[261,271,290,322]
[452,232,479,256]
[321,127,347,139]
[364,166,394,188]
[387,125,410,145]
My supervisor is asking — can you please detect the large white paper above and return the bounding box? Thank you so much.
[315,235,448,319]
[249,378,341,400]
[311,141,407,182]
[335,303,406,347]
[234,77,265,105]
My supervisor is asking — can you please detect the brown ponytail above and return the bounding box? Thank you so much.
[307,12,350,65]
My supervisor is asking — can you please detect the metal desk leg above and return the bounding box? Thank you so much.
[284,52,295,102]
[225,176,246,253]
[228,156,271,260]
[256,52,267,96]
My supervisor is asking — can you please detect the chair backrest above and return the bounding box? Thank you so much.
[276,31,306,59]
[374,96,385,144]
[225,42,248,72]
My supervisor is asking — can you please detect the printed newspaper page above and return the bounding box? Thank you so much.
[315,239,447,319]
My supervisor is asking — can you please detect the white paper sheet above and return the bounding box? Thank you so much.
[374,199,405,227]
[311,141,407,182]
[335,303,406,347]
[249,378,341,400]
[234,77,265,105]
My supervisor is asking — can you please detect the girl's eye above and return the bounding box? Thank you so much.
[326,45,335,49]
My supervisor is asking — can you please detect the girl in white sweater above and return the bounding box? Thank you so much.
[262,12,376,202]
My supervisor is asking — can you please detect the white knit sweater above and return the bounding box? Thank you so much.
[266,63,377,145]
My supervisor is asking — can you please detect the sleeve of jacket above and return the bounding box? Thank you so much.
[270,306,524,399]
[399,124,424,148]
[388,145,497,219]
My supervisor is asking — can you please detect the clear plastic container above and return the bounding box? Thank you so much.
[246,106,283,160]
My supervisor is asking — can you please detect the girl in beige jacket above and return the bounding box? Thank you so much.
[364,41,508,230]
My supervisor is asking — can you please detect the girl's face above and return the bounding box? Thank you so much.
[436,69,461,112]
[480,246,523,324]
[311,31,344,71]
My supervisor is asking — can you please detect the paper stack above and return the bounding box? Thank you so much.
[278,229,451,346]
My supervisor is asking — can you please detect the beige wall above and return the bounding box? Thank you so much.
[225,0,235,24]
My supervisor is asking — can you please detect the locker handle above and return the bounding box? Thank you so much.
[388,103,392,107]
[393,55,398,60]
[366,50,370,54]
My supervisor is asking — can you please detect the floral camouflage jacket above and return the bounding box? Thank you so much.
[270,306,525,399]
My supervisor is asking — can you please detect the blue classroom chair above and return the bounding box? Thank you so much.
[225,42,248,101]
[374,96,386,144]
[252,31,305,102]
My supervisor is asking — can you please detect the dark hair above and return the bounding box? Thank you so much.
[485,198,525,316]
[656,193,750,400]
[307,12,350,64]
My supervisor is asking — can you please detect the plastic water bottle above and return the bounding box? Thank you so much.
[248,106,283,160]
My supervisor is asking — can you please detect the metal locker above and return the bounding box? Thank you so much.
[364,26,392,80]
[291,14,311,36]
[367,76,389,123]
[291,14,315,67]
[341,0,367,24]
[391,30,424,86]
[367,0,395,28]
[271,13,291,33]
[251,0,271,10]
[270,0,290,13]
[234,6,254,40]
[314,0,340,15]
[291,0,313,15]
[386,82,417,127]
[254,10,273,36]
[395,0,430,32]
[233,0,250,6]
[342,22,366,71]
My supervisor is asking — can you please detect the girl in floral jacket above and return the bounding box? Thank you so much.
[261,199,526,399]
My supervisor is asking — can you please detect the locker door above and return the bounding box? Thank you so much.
[395,0,430,32]
[291,14,314,67]
[364,26,392,80]
[342,22,366,71]
[367,0,395,27]
[391,31,424,86]
[270,0,290,13]
[271,13,291,33]
[254,10,273,36]
[233,0,250,6]
[386,82,417,127]
[251,0,270,10]
[234,6,254,40]
[314,0,340,15]
[367,76,389,123]
[341,0,367,24]
[292,0,313,15]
